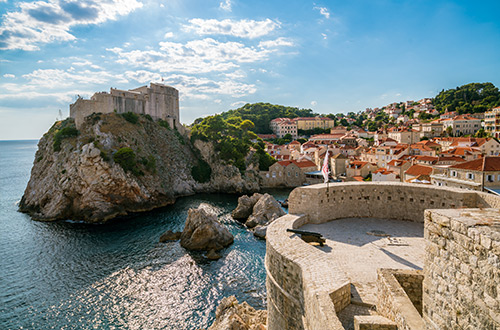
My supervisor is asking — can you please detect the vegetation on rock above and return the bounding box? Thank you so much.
[113,147,143,176]
[121,112,139,124]
[52,119,79,151]
[191,115,261,173]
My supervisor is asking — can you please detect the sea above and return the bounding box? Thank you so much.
[0,140,291,330]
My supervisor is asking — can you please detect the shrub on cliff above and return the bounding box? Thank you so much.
[190,115,257,173]
[191,158,212,183]
[121,112,139,124]
[114,147,143,175]
[53,126,79,152]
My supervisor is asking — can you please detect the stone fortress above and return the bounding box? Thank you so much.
[266,182,500,329]
[70,83,180,129]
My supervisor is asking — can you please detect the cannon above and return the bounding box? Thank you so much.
[286,228,326,246]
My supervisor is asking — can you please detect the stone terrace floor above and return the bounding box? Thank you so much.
[300,217,425,306]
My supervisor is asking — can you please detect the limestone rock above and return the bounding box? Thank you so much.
[245,193,286,229]
[207,296,267,330]
[19,114,260,223]
[206,249,222,260]
[159,230,182,242]
[253,226,267,239]
[232,193,263,220]
[180,204,233,251]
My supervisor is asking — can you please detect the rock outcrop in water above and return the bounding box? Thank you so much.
[232,193,286,239]
[19,114,260,223]
[180,204,233,252]
[207,296,267,330]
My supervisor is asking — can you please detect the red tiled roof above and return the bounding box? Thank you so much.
[450,157,500,171]
[405,164,433,176]
[387,159,408,167]
[295,160,317,168]
[293,117,333,121]
[352,176,365,181]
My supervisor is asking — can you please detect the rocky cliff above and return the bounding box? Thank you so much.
[19,113,260,222]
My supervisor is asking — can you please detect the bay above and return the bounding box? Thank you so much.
[0,140,290,330]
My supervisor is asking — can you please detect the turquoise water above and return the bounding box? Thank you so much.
[0,140,290,330]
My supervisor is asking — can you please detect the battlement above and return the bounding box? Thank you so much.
[266,183,500,329]
[70,83,180,128]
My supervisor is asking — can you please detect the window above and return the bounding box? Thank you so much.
[272,171,276,178]
[487,175,494,182]
[467,173,475,180]
[287,171,291,177]
[451,170,457,177]
[296,172,299,177]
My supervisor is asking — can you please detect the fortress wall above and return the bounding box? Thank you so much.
[70,84,180,129]
[266,214,347,330]
[423,208,500,329]
[267,183,500,330]
[288,182,479,223]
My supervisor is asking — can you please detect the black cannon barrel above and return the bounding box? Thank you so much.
[286,228,323,237]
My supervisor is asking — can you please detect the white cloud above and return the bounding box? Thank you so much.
[124,71,256,98]
[3,74,15,78]
[219,0,231,11]
[314,6,331,19]
[0,0,143,51]
[321,33,327,40]
[231,101,247,107]
[311,101,317,106]
[164,32,174,39]
[22,68,128,89]
[184,18,279,39]
[258,37,294,48]
[108,38,273,74]
[214,99,222,104]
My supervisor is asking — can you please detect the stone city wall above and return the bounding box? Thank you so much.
[377,269,425,330]
[267,182,500,330]
[423,208,500,329]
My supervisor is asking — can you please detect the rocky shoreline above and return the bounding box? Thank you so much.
[19,114,260,223]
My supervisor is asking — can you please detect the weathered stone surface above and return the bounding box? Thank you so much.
[206,249,222,260]
[19,114,260,223]
[253,225,267,239]
[159,230,181,242]
[207,296,267,330]
[231,193,262,220]
[180,204,233,251]
[245,193,285,229]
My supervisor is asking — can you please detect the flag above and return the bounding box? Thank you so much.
[322,151,329,183]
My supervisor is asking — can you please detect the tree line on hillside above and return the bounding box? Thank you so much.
[433,82,500,114]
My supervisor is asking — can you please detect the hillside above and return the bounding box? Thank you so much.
[19,113,260,223]
[433,82,500,114]
[218,103,318,134]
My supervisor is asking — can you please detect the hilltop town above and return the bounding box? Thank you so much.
[256,84,500,193]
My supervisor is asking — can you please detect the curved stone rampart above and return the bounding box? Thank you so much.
[266,182,500,330]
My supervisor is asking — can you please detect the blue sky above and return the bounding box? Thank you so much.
[1,0,499,140]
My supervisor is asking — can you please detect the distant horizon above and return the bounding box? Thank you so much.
[1,0,499,140]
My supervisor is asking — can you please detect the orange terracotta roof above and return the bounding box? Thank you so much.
[295,160,317,168]
[352,176,365,181]
[405,164,433,176]
[450,157,500,171]
[387,159,408,167]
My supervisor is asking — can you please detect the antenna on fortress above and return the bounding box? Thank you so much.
[57,109,63,121]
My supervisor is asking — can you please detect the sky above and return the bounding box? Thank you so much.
[1,0,500,140]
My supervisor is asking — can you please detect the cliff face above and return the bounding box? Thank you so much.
[19,113,260,223]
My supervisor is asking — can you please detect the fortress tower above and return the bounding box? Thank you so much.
[70,83,180,128]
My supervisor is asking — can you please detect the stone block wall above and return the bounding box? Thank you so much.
[377,269,425,330]
[288,182,479,223]
[423,208,500,329]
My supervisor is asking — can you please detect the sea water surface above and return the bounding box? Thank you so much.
[0,140,290,330]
